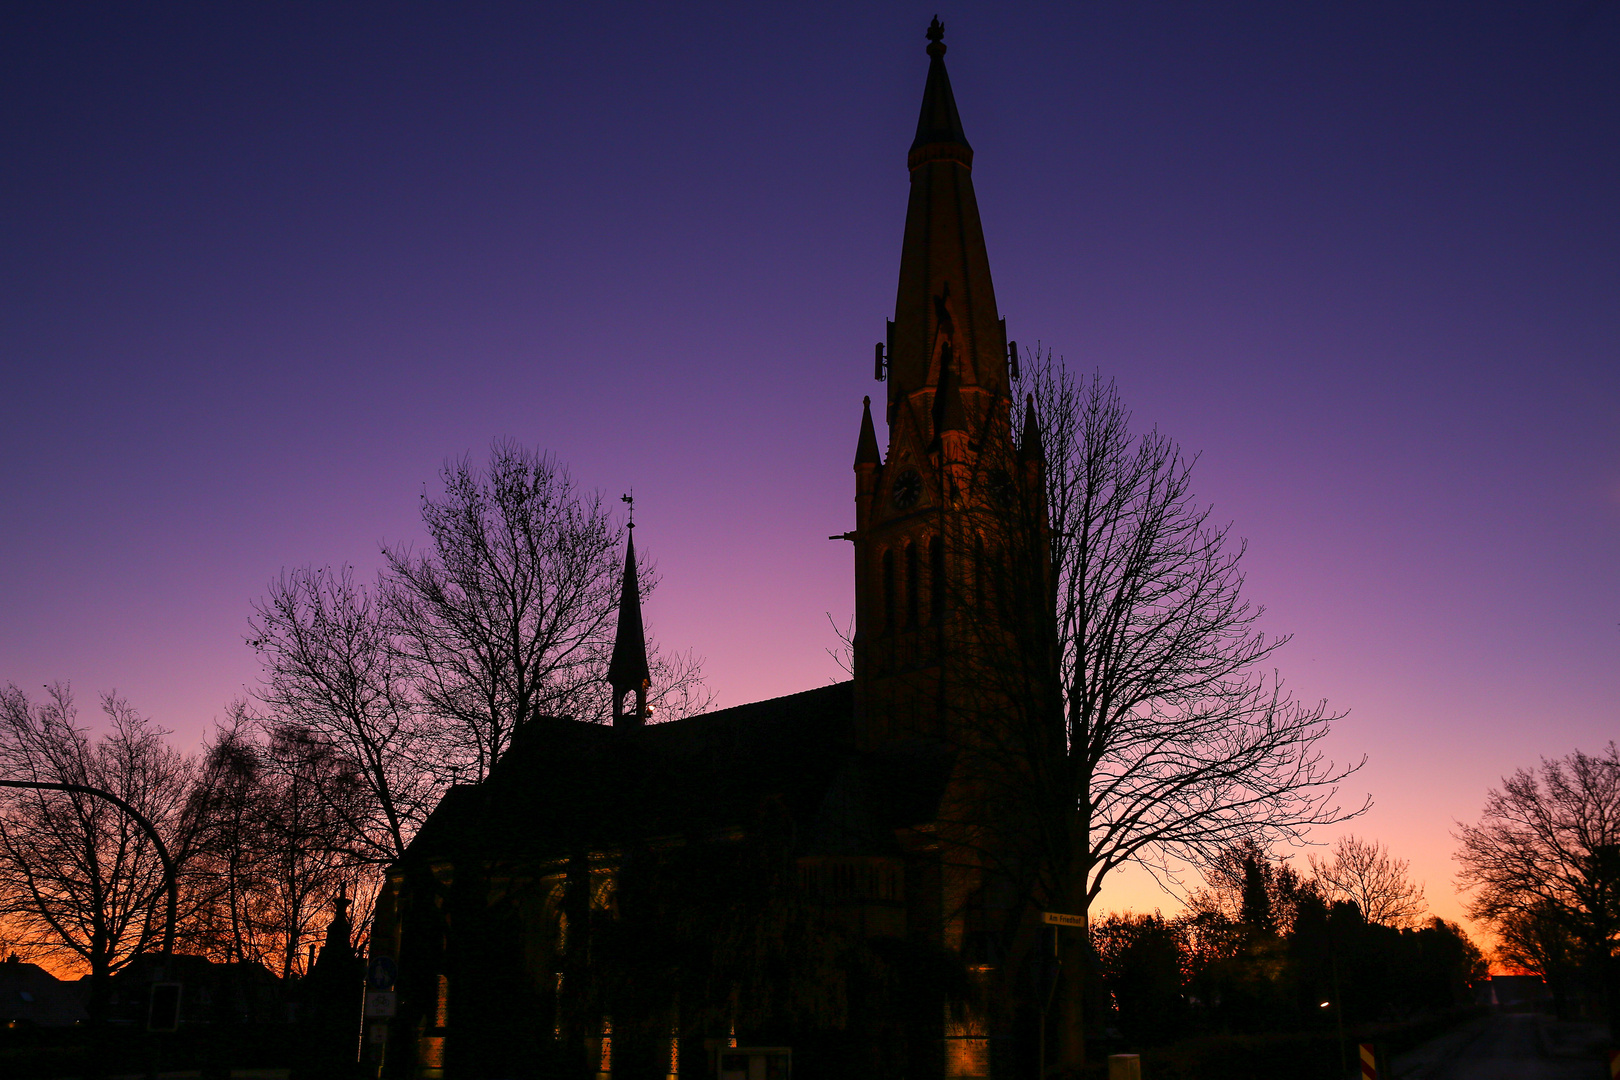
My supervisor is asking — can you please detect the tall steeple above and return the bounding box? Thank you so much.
[607,501,651,729]
[850,20,1026,751]
[886,15,1010,437]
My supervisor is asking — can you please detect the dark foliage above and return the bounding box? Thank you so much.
[1089,843,1485,1051]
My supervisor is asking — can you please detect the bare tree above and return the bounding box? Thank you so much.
[183,708,379,977]
[0,684,196,1022]
[1309,835,1426,928]
[939,353,1365,1067]
[1455,742,1620,1037]
[1492,903,1583,1013]
[251,720,367,979]
[183,707,271,965]
[250,566,436,866]
[383,441,708,782]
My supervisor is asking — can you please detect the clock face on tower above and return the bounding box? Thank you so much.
[892,468,923,510]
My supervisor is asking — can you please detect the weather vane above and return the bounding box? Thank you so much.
[622,491,634,529]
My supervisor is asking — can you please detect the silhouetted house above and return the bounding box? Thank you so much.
[103,954,282,1027]
[1484,972,1545,1007]
[0,957,87,1027]
[373,21,1050,1080]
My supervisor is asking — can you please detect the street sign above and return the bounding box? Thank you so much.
[367,955,397,990]
[1042,911,1088,928]
[148,982,182,1032]
[364,990,397,1018]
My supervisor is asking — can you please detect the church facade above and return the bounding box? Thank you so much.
[370,22,1054,1080]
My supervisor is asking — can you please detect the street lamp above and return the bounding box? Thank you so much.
[0,779,177,958]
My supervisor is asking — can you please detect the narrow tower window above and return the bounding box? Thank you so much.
[881,549,896,632]
[905,542,920,628]
[929,535,945,624]
[974,537,986,609]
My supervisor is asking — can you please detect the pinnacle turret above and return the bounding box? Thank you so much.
[1020,393,1045,464]
[855,396,881,467]
[934,346,968,437]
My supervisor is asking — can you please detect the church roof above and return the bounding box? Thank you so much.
[396,682,954,871]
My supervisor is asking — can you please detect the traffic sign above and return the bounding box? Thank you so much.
[1042,911,1088,928]
[367,955,397,990]
[364,991,397,1018]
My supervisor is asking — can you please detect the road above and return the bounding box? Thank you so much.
[1394,1011,1609,1080]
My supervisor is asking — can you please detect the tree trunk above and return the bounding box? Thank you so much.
[1055,932,1086,1073]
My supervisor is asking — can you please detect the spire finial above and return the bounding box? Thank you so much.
[621,491,634,529]
[910,18,969,167]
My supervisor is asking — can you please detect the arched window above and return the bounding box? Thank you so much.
[929,535,945,624]
[881,549,896,633]
[905,542,920,628]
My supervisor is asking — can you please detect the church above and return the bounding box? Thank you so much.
[369,21,1057,1080]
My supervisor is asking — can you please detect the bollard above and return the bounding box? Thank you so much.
[1359,1043,1378,1080]
[1107,1053,1141,1080]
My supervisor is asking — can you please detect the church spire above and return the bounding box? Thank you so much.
[607,498,651,729]
[887,18,1009,442]
[909,17,972,170]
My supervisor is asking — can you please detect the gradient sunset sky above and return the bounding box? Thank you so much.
[3,3,1617,935]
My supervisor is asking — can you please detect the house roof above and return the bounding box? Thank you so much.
[0,960,88,1026]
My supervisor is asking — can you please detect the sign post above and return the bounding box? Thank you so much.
[1038,914,1087,1078]
[364,956,397,1078]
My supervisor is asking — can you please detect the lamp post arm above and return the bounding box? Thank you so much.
[0,778,177,959]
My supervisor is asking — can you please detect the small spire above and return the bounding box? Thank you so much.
[1020,393,1045,463]
[607,524,651,728]
[314,883,354,967]
[855,396,881,467]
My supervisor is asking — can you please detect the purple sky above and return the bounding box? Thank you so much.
[3,3,1617,932]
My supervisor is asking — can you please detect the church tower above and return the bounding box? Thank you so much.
[851,19,1037,751]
